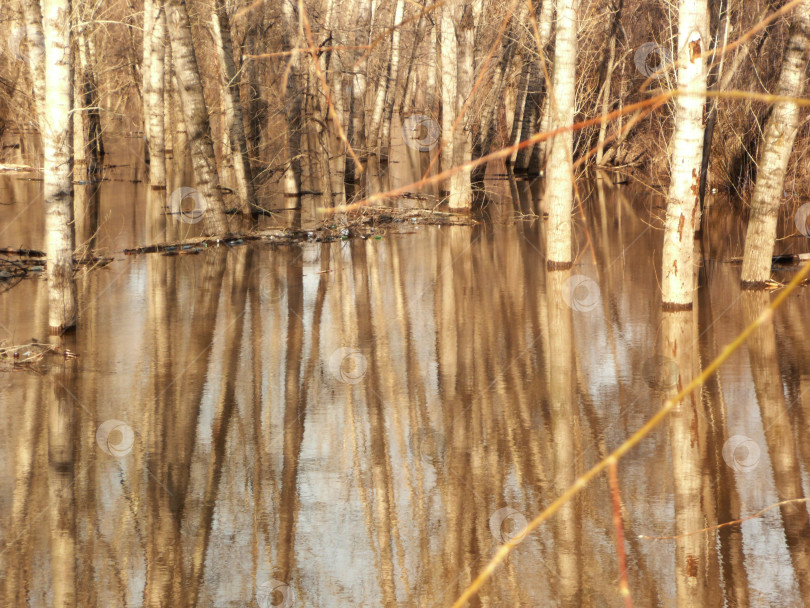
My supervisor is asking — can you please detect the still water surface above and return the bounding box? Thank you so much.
[1,157,810,606]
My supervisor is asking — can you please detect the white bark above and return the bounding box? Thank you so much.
[661,0,708,307]
[281,0,304,198]
[165,0,229,234]
[438,3,457,180]
[448,3,474,210]
[148,0,167,188]
[741,0,810,287]
[545,0,579,267]
[42,0,78,332]
[21,0,48,127]
[211,0,256,215]
[368,0,405,152]
[142,0,153,154]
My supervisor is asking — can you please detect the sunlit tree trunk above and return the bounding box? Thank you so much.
[21,0,48,129]
[741,1,810,288]
[148,0,167,189]
[165,0,229,234]
[438,2,457,188]
[142,0,153,167]
[281,0,304,198]
[211,0,256,216]
[41,0,78,332]
[368,0,405,153]
[661,0,708,307]
[448,4,474,210]
[545,0,579,268]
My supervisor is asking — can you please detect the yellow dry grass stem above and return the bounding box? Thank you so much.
[450,260,810,608]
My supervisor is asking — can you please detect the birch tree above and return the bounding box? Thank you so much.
[368,0,405,154]
[42,0,78,331]
[448,3,474,210]
[211,0,256,216]
[660,0,708,307]
[21,0,48,126]
[280,0,304,198]
[439,2,457,189]
[147,0,167,189]
[545,0,579,268]
[165,0,229,234]
[741,0,810,288]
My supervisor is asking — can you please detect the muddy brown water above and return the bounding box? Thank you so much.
[2,144,810,606]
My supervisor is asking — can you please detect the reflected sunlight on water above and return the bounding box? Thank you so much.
[2,162,810,607]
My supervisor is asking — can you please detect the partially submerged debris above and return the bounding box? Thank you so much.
[0,163,34,173]
[0,341,79,378]
[124,205,477,256]
[0,248,114,289]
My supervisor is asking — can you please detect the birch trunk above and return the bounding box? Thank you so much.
[281,0,304,198]
[21,0,48,127]
[741,1,810,288]
[165,0,229,235]
[661,0,708,308]
[42,0,78,332]
[545,0,579,268]
[142,0,153,166]
[448,4,474,210]
[438,2,457,185]
[368,0,405,153]
[148,0,167,189]
[211,0,256,216]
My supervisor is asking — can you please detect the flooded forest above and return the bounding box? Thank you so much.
[2,0,810,606]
